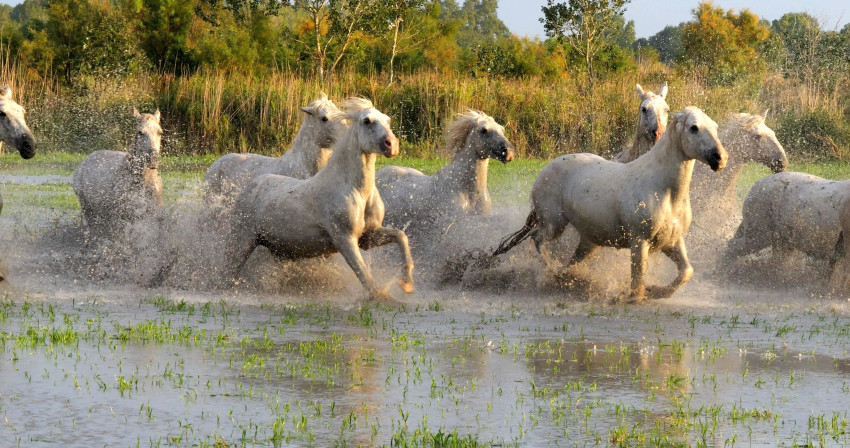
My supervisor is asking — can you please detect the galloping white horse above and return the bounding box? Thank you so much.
[687,112,787,248]
[0,85,37,213]
[225,98,414,302]
[726,172,850,264]
[376,110,514,236]
[73,108,163,232]
[205,93,344,199]
[495,107,727,302]
[611,82,669,163]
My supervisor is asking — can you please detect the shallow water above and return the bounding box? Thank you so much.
[0,172,848,447]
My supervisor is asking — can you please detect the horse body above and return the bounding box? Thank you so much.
[376,110,513,234]
[205,94,343,198]
[611,82,669,163]
[726,172,850,262]
[496,107,727,302]
[73,109,163,232]
[228,98,414,301]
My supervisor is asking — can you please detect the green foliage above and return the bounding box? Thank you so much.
[540,0,631,80]
[679,2,770,85]
[776,109,850,160]
[646,23,684,64]
[131,0,196,69]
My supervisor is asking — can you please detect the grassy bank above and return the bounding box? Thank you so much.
[3,153,850,221]
[5,64,848,160]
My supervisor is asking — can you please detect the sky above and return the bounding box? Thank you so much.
[497,0,849,39]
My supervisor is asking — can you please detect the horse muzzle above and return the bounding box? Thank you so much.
[497,145,514,163]
[381,137,399,158]
[707,148,727,172]
[17,135,35,159]
[768,158,788,174]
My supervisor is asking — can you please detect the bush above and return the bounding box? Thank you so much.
[776,109,850,159]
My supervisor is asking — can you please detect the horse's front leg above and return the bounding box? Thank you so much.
[335,235,390,302]
[628,239,649,303]
[650,238,694,299]
[359,227,415,294]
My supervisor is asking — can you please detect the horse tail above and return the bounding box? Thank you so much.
[493,211,538,257]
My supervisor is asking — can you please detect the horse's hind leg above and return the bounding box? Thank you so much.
[533,219,567,269]
[359,227,415,294]
[649,238,694,299]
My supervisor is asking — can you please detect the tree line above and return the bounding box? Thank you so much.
[0,0,844,87]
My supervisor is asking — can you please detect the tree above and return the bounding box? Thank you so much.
[130,0,197,70]
[679,2,770,85]
[293,0,377,83]
[646,23,684,63]
[540,0,630,82]
[540,0,630,151]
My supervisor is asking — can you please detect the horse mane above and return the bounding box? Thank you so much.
[719,113,763,141]
[305,92,342,118]
[445,110,502,154]
[340,97,375,121]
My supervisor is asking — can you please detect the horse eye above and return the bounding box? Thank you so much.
[321,116,328,122]
[138,131,144,135]
[0,112,6,117]
[641,107,647,113]
[480,128,488,134]
[363,118,371,125]
[690,125,699,133]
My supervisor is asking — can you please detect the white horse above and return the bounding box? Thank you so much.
[73,108,163,232]
[205,94,344,200]
[687,112,788,250]
[225,98,414,301]
[0,85,37,213]
[375,110,514,236]
[611,82,669,163]
[0,85,37,282]
[494,107,727,302]
[725,172,850,264]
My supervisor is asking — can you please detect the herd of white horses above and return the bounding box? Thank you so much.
[2,82,850,302]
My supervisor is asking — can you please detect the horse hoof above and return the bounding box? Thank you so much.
[626,294,646,305]
[398,279,414,294]
[647,286,675,300]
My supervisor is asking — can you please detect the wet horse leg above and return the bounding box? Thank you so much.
[335,235,389,301]
[359,227,415,294]
[628,239,649,303]
[648,238,694,299]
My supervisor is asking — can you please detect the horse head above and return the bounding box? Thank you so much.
[300,92,346,148]
[447,110,514,163]
[636,81,670,144]
[745,110,788,173]
[0,86,35,159]
[131,108,163,173]
[342,97,399,158]
[673,106,727,172]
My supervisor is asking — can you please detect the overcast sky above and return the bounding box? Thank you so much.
[498,0,849,38]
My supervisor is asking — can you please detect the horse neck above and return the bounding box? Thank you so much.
[320,132,376,197]
[639,132,695,203]
[628,126,653,161]
[434,145,489,198]
[285,123,331,174]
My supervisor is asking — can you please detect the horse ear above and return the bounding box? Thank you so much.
[635,84,645,99]
[319,92,328,101]
[133,107,142,120]
[154,109,161,122]
[300,106,314,116]
[659,81,668,99]
[1,86,11,99]
[761,108,769,120]
[672,112,684,131]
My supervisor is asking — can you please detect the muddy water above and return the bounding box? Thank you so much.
[0,174,848,446]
